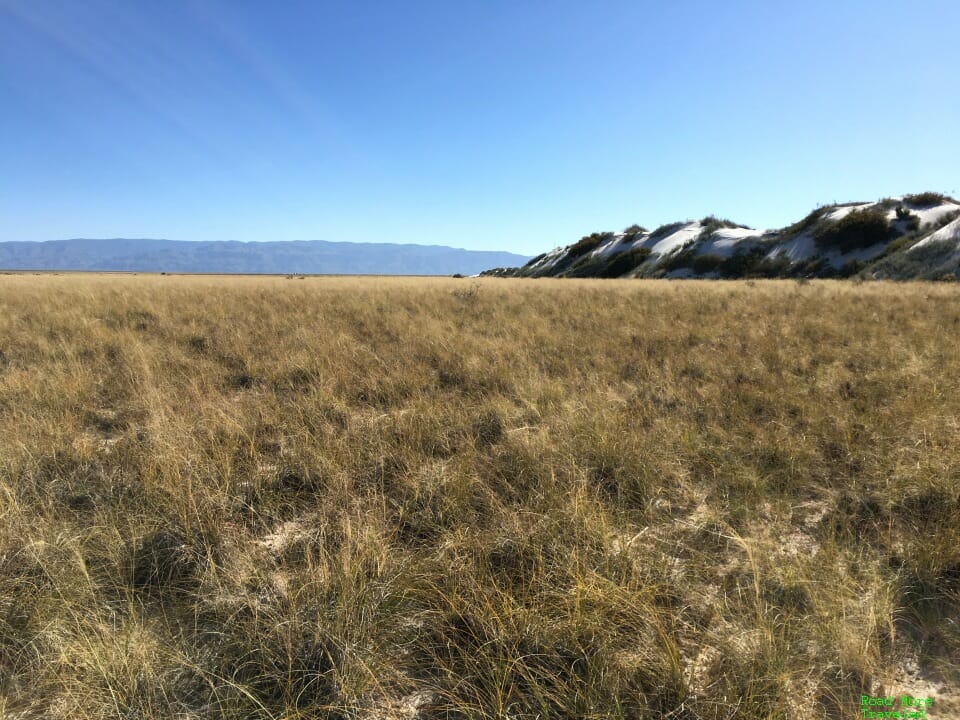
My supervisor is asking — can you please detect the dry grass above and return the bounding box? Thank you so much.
[0,274,958,719]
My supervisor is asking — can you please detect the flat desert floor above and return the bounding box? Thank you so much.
[0,275,957,719]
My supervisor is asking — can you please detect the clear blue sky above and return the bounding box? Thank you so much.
[1,0,958,254]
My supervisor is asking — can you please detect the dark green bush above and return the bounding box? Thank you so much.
[699,215,748,237]
[596,247,652,278]
[719,247,768,278]
[814,208,893,252]
[131,525,208,599]
[781,207,829,239]
[930,209,960,234]
[563,254,599,277]
[690,253,725,274]
[895,207,920,232]
[838,259,866,278]
[867,238,959,280]
[657,248,695,274]
[649,222,687,241]
[567,232,614,260]
[660,245,793,279]
[622,224,648,235]
[904,192,951,208]
[881,233,919,256]
[751,253,792,278]
[523,253,546,268]
[791,257,827,278]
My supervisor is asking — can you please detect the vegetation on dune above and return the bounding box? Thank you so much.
[649,221,688,241]
[0,275,958,718]
[698,215,750,237]
[895,205,921,233]
[868,238,960,281]
[484,195,960,281]
[564,247,654,279]
[863,210,960,280]
[780,206,830,240]
[522,251,547,268]
[903,192,954,208]
[566,232,615,260]
[596,246,653,278]
[814,208,894,252]
[659,246,792,279]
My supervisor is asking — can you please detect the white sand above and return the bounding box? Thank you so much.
[645,222,702,256]
[910,215,960,250]
[693,227,764,257]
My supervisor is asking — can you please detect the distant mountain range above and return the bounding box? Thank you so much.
[0,238,529,275]
[483,192,960,281]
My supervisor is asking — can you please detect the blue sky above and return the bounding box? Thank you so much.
[1,0,958,255]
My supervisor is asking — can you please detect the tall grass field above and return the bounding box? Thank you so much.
[0,274,957,719]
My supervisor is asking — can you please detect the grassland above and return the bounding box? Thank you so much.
[0,275,958,719]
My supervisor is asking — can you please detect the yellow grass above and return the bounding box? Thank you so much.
[0,274,958,718]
